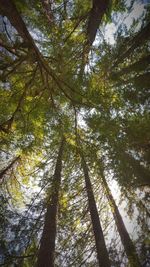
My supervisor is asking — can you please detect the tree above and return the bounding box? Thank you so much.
[37,137,65,267]
[80,150,111,267]
[0,0,149,266]
[99,166,141,267]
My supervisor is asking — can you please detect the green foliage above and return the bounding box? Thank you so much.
[0,0,149,266]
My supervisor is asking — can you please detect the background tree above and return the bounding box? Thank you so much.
[0,0,149,266]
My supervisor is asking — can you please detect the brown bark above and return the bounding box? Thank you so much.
[40,0,54,24]
[79,0,110,78]
[101,170,142,267]
[80,153,111,267]
[36,137,65,267]
[0,0,35,48]
[0,0,83,101]
[0,0,49,69]
[87,0,110,46]
[0,0,78,104]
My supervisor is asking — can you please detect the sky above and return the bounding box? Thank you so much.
[104,0,147,44]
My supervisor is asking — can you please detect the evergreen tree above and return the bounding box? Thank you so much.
[0,0,149,266]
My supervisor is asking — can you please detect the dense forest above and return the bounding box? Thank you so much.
[0,0,150,266]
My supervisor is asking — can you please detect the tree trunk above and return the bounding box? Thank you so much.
[79,0,110,78]
[80,153,111,267]
[0,0,74,101]
[87,0,110,46]
[40,0,54,25]
[0,0,48,68]
[100,170,142,267]
[0,0,35,48]
[36,137,65,267]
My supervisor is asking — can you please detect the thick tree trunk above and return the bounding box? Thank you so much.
[36,137,65,267]
[0,0,35,48]
[87,0,110,46]
[79,0,110,78]
[80,153,111,267]
[101,170,142,267]
[0,0,49,69]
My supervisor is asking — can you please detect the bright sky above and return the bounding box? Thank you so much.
[104,1,147,45]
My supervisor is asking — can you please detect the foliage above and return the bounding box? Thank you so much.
[0,0,150,266]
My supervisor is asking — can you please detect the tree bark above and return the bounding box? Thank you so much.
[87,0,110,46]
[79,0,110,78]
[80,153,111,267]
[0,0,35,48]
[100,170,142,267]
[0,0,49,69]
[40,0,54,25]
[36,137,65,267]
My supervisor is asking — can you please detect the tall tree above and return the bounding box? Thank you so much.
[87,0,111,46]
[36,137,65,267]
[0,0,149,266]
[99,166,142,267]
[80,150,111,267]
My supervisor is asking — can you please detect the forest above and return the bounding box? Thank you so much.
[0,0,150,266]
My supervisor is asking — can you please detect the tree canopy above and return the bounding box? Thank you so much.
[0,0,150,266]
